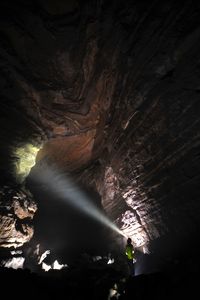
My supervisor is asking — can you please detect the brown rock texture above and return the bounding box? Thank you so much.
[0,0,200,254]
[0,186,37,248]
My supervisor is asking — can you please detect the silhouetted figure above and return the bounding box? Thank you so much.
[125,238,135,276]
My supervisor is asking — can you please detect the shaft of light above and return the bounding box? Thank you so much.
[33,166,126,238]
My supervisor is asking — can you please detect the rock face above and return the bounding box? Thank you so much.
[0,0,200,258]
[0,186,37,248]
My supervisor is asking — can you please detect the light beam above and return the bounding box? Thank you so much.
[33,166,126,238]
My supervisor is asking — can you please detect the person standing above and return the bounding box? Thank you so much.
[125,238,135,276]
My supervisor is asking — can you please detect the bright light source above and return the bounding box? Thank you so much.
[14,144,41,182]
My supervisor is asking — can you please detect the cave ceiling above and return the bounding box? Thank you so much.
[0,0,200,253]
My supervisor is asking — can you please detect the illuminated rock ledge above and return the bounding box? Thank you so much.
[0,186,37,248]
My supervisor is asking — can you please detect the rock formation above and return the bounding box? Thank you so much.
[0,186,37,248]
[0,0,200,263]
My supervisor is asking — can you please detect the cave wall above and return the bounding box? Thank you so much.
[71,0,200,250]
[0,186,37,248]
[0,0,200,254]
[103,0,200,250]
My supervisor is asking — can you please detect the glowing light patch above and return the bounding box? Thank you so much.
[14,144,41,182]
[108,283,120,300]
[42,262,51,272]
[41,260,68,272]
[11,250,22,255]
[3,257,25,269]
[107,258,114,264]
[39,250,67,271]
[93,256,102,262]
[53,260,67,270]
[38,250,50,265]
[119,210,149,250]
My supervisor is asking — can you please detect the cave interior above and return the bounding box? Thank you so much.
[0,0,200,299]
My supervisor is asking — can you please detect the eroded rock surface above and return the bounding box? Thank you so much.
[0,0,200,257]
[0,186,37,248]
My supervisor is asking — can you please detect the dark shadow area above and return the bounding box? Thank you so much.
[1,254,200,300]
[134,230,200,276]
